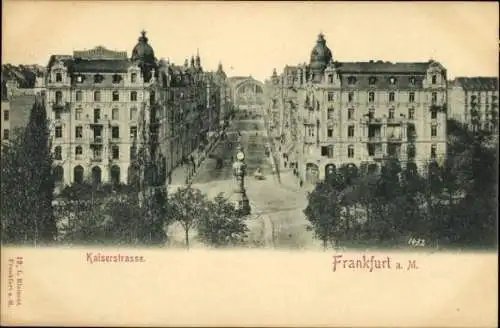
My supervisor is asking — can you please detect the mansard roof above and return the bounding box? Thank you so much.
[335,61,433,74]
[71,59,132,73]
[452,77,498,91]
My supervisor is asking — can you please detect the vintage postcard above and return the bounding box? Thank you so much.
[1,1,498,326]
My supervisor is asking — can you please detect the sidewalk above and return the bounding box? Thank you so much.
[168,132,222,187]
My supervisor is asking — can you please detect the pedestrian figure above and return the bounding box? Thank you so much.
[299,180,303,188]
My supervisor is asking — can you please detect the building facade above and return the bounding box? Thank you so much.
[268,33,448,184]
[45,31,227,188]
[1,64,46,144]
[448,77,499,132]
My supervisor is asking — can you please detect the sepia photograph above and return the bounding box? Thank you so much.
[1,1,498,326]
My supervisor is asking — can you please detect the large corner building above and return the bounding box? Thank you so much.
[268,33,448,184]
[45,31,228,188]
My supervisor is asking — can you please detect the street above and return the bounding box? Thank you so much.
[167,117,319,249]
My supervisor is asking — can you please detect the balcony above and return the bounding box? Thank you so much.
[90,136,103,146]
[368,135,383,143]
[368,117,383,125]
[91,157,103,163]
[304,135,316,144]
[387,134,402,142]
[90,118,108,126]
[387,117,404,125]
[52,101,69,111]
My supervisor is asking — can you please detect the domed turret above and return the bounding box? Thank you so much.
[309,33,333,72]
[131,30,155,64]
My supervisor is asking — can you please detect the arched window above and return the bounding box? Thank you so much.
[325,164,336,178]
[94,91,101,102]
[110,165,121,185]
[54,146,62,160]
[53,165,64,183]
[130,91,137,102]
[74,165,84,184]
[92,166,102,185]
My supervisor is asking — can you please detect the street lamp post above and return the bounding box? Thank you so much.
[231,145,251,216]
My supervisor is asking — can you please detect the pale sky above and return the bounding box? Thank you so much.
[2,1,499,82]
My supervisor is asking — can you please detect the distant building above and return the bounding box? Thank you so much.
[268,33,448,184]
[227,76,265,116]
[1,64,46,140]
[448,77,499,132]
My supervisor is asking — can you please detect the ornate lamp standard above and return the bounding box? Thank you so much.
[231,145,251,216]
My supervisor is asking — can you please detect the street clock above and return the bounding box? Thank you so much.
[236,151,245,161]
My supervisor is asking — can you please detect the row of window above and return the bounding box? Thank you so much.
[326,91,439,103]
[468,94,498,103]
[53,165,122,185]
[55,72,139,84]
[55,107,139,121]
[325,107,438,120]
[54,125,137,139]
[54,90,140,103]
[53,145,130,161]
[318,144,438,159]
[317,74,439,86]
[321,124,438,139]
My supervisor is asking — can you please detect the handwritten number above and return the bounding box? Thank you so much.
[408,237,425,247]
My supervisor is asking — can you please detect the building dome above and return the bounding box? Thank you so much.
[309,33,332,71]
[131,31,155,64]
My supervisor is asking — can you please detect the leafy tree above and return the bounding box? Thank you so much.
[197,193,248,247]
[23,98,58,244]
[140,186,170,245]
[168,185,209,249]
[1,99,57,245]
[1,128,30,244]
[304,181,343,250]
